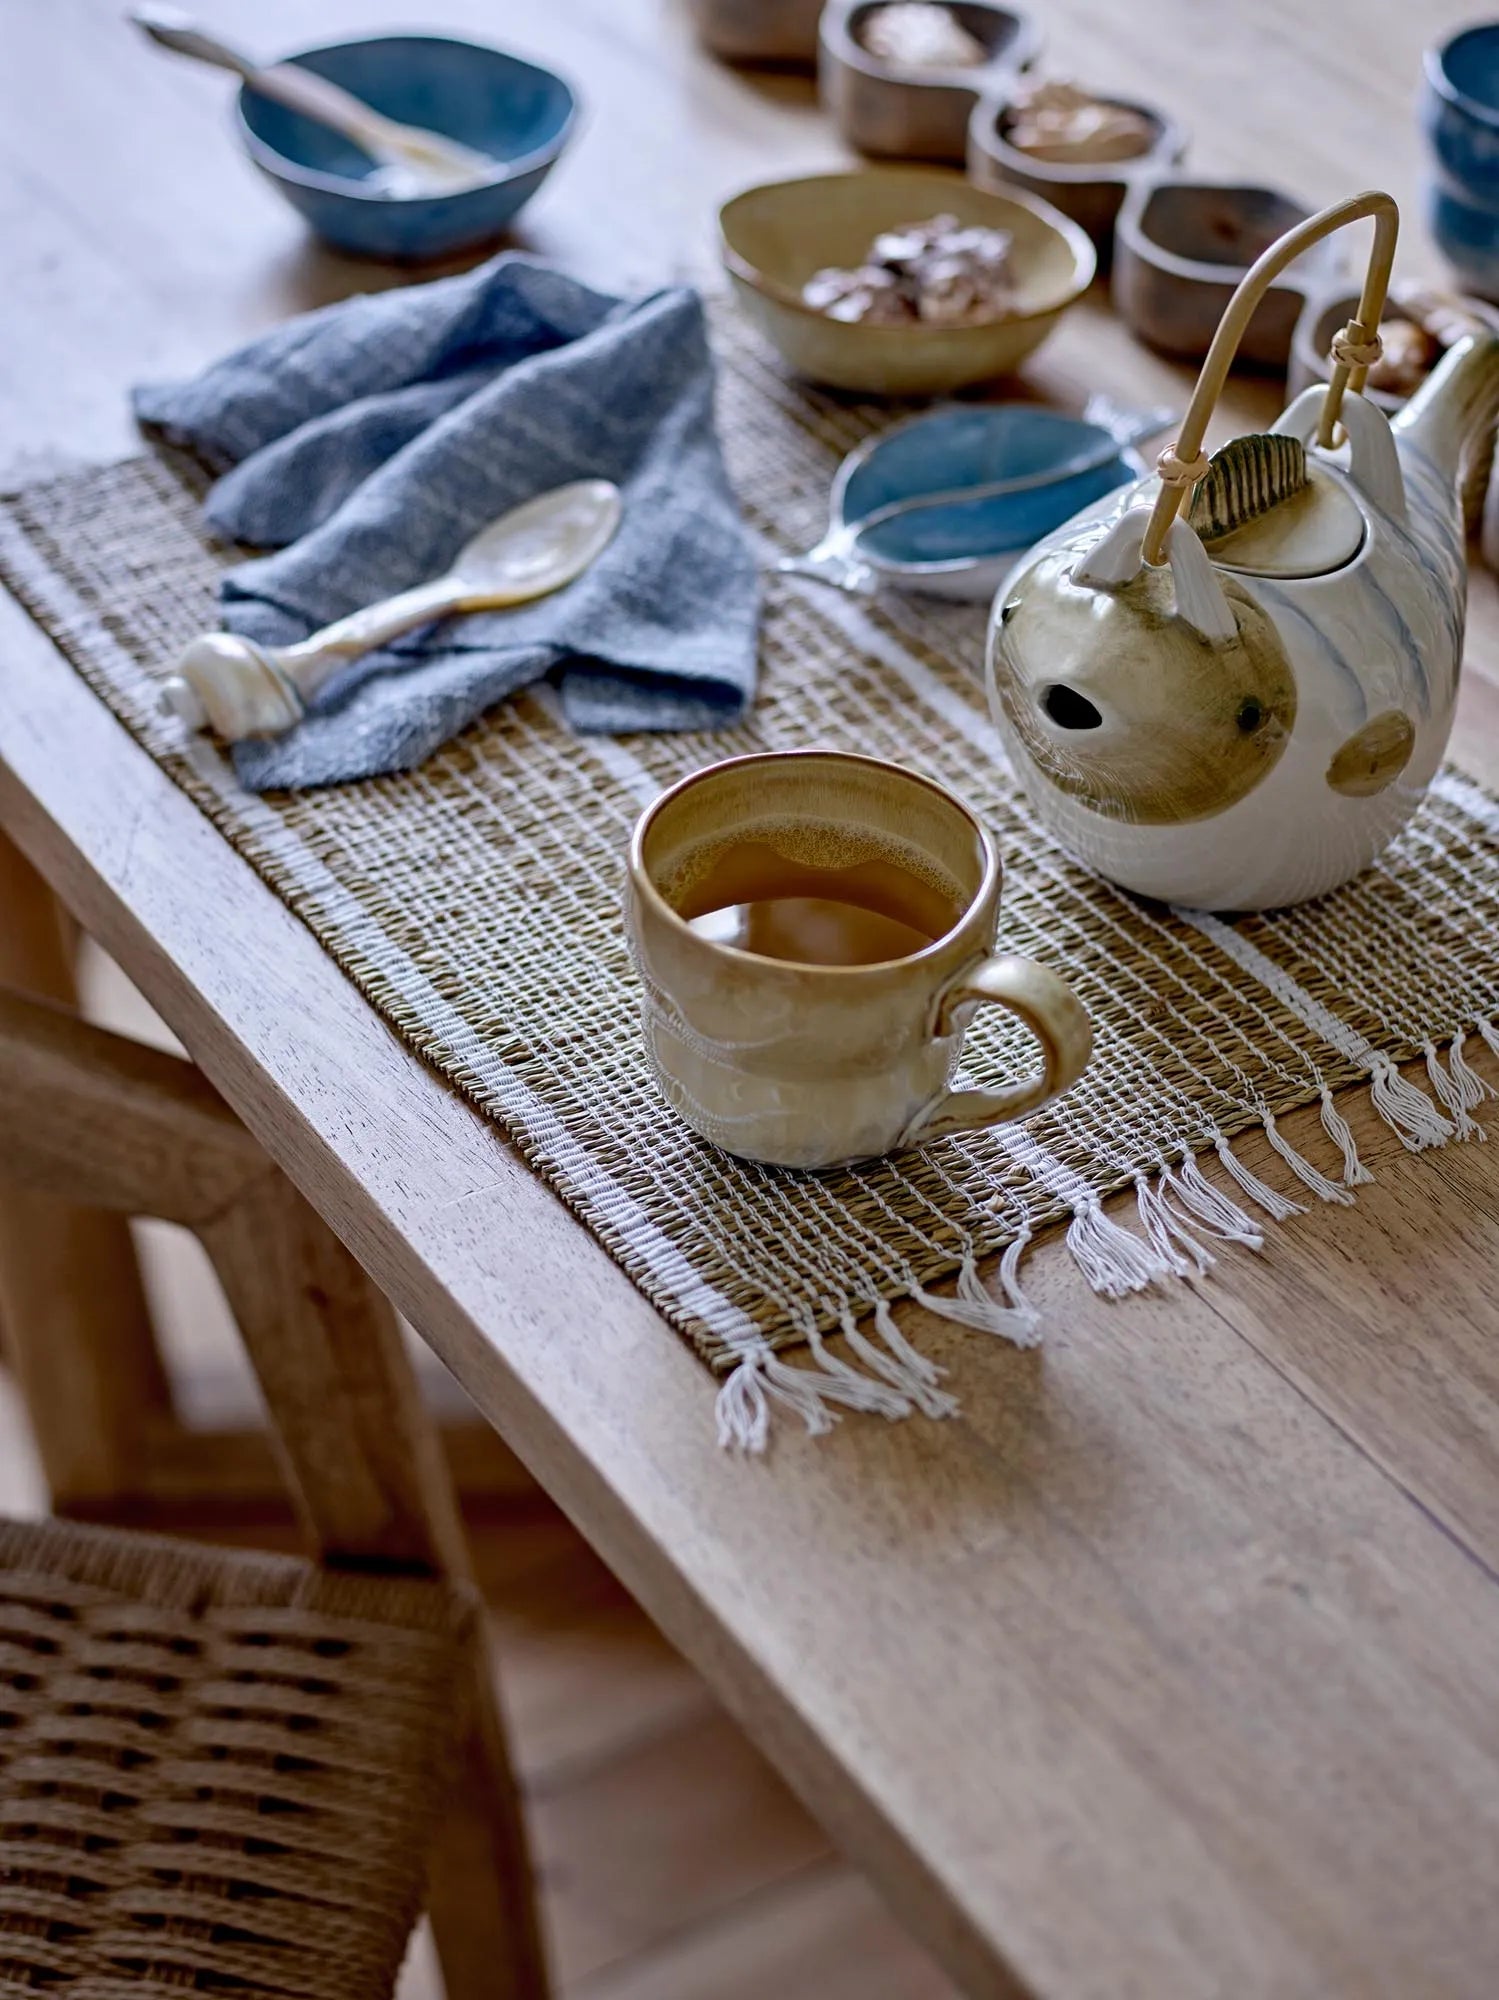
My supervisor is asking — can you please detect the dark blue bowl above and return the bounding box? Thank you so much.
[238,33,577,261]
[1422,23,1499,296]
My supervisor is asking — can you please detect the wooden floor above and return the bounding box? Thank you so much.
[0,947,956,2000]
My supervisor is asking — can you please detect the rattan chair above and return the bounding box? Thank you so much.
[0,972,551,1998]
[0,1514,482,1996]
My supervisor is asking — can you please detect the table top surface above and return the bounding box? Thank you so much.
[5,4,1499,1995]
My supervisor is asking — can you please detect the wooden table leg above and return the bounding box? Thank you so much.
[0,832,170,1506]
[199,1172,553,2000]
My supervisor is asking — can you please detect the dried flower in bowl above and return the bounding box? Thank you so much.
[857,2,989,69]
[802,264,913,324]
[1357,289,1497,397]
[1005,79,1156,166]
[801,213,1016,326]
[1366,319,1442,397]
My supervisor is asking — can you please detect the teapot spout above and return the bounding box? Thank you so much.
[1392,328,1499,503]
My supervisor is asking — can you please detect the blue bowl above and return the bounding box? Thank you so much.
[238,34,577,261]
[1422,23,1499,296]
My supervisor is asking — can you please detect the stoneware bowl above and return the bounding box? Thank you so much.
[718,167,1095,395]
[1290,285,1499,532]
[1421,23,1499,299]
[967,88,1186,262]
[687,0,824,65]
[1288,287,1408,414]
[1113,178,1343,366]
[819,0,1040,163]
[238,33,577,260]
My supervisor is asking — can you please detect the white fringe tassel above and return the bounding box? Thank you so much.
[997,1225,1038,1322]
[1319,1085,1374,1186]
[1263,1111,1357,1204]
[840,1307,960,1420]
[716,1343,869,1451]
[715,1355,772,1453]
[1368,1054,1454,1150]
[1450,1029,1497,1106]
[1135,1173,1214,1277]
[1065,1196,1166,1298]
[717,1037,1499,1450]
[1168,1156,1266,1245]
[1424,1037,1488,1141]
[715,1334,923,1451]
[805,1324,913,1420]
[1215,1133,1305,1219]
[913,1244,1043,1346]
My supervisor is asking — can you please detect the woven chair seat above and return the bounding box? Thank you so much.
[0,1517,480,1998]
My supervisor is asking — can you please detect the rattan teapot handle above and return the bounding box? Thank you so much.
[1139,189,1399,566]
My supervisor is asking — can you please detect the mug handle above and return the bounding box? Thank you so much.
[907,954,1093,1143]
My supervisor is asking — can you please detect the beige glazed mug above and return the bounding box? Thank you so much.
[625,749,1093,1168]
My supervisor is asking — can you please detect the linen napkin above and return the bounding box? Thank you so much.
[133,255,760,790]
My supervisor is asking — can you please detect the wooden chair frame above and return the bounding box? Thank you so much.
[0,844,550,1999]
[0,833,529,1522]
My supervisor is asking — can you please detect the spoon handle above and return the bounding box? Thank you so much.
[130,6,407,162]
[160,575,538,740]
[774,540,879,596]
[275,577,474,702]
[130,7,261,82]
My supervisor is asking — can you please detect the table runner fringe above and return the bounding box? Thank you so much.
[1170,1156,1269,1243]
[1263,1112,1357,1204]
[1318,1088,1375,1186]
[1451,1028,1497,1104]
[1136,1173,1215,1277]
[1425,1036,1489,1140]
[1064,1195,1167,1298]
[717,1044,1486,1448]
[1216,1134,1307,1217]
[840,1309,961,1420]
[1368,1056,1455,1148]
[910,1263,1042,1342]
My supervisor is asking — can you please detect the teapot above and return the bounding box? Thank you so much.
[986,191,1499,909]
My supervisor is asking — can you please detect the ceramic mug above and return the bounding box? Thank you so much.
[625,749,1092,1168]
[1422,23,1499,300]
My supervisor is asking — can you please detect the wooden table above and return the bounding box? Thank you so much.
[5,4,1499,1995]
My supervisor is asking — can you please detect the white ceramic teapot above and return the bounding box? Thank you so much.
[986,191,1499,910]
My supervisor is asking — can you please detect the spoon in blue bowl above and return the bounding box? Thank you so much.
[130,5,497,197]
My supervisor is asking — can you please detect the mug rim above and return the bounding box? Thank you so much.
[628,747,1001,976]
[1426,26,1499,132]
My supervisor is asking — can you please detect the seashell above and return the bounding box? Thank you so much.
[1188,432,1309,540]
[858,3,989,69]
[803,216,1015,326]
[1004,80,1157,166]
[802,263,913,323]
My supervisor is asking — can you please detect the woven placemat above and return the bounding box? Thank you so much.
[5,312,1499,1448]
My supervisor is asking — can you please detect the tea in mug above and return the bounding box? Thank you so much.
[676,829,966,967]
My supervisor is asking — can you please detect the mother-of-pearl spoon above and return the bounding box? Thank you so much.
[160,479,623,744]
[130,5,497,198]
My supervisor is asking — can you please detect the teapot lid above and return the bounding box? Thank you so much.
[1195,460,1365,579]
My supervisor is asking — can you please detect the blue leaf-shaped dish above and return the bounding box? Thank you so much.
[781,401,1165,601]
